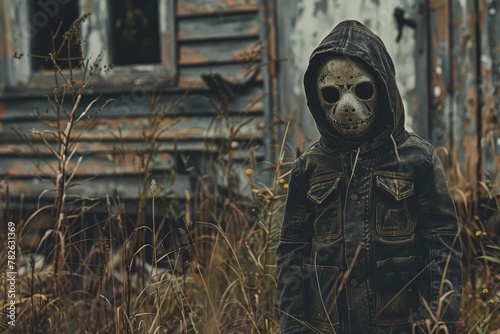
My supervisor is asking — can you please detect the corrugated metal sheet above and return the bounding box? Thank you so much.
[425,0,499,203]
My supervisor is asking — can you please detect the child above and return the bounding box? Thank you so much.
[277,20,462,334]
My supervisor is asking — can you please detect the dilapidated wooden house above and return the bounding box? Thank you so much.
[1,0,499,223]
[0,0,279,222]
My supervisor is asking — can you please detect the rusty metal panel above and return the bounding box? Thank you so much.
[484,0,500,183]
[0,2,5,91]
[426,0,452,149]
[0,0,31,88]
[447,0,481,186]
[424,0,500,195]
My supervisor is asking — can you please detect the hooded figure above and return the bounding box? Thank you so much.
[277,21,462,334]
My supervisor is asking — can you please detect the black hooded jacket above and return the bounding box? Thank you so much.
[277,20,462,334]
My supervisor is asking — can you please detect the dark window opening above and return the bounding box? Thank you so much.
[109,0,161,66]
[31,1,80,71]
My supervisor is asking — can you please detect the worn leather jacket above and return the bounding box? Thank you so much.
[277,21,462,334]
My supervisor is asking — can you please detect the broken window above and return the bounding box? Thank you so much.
[30,1,80,71]
[0,0,176,91]
[109,0,161,66]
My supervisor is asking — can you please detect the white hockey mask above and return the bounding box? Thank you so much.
[317,55,378,140]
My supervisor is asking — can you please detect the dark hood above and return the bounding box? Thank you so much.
[304,20,406,153]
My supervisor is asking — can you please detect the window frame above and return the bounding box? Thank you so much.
[0,0,176,95]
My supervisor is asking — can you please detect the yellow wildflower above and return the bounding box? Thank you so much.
[245,168,253,176]
[475,230,482,237]
[283,183,289,189]
[278,178,285,184]
[483,288,489,294]
[251,188,260,194]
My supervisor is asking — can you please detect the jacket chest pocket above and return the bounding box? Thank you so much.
[307,175,343,241]
[374,174,416,237]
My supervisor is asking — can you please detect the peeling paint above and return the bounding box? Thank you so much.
[251,22,260,34]
[178,77,207,89]
[179,46,208,65]
[232,42,261,61]
[429,0,449,41]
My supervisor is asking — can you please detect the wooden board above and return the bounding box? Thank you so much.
[177,0,258,17]
[179,39,261,65]
[2,173,192,201]
[178,12,260,41]
[0,140,265,157]
[0,115,264,142]
[0,152,175,177]
[0,86,265,121]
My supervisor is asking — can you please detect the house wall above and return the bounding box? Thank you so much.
[0,0,269,215]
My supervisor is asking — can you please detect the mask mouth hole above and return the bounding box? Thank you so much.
[321,86,340,104]
[355,82,374,100]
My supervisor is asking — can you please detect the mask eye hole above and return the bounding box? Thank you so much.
[355,82,374,100]
[321,86,340,104]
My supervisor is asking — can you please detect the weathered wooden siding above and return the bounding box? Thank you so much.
[0,0,268,213]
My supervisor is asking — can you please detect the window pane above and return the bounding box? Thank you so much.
[31,1,80,71]
[109,0,160,66]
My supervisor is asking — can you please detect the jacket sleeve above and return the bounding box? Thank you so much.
[277,164,314,334]
[412,151,463,333]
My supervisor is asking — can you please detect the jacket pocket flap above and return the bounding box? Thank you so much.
[375,256,424,287]
[307,177,341,204]
[376,176,414,201]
